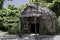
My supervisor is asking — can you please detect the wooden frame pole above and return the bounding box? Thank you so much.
[35,17,38,40]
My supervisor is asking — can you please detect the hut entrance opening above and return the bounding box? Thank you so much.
[27,17,40,33]
[30,23,39,33]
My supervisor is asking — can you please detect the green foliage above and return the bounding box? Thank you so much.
[8,26,18,34]
[0,0,4,9]
[29,0,57,7]
[0,0,13,10]
[18,5,26,11]
[18,28,29,36]
[58,16,60,32]
[0,3,27,34]
[8,4,17,10]
[0,4,19,34]
[50,1,60,17]
[44,0,53,3]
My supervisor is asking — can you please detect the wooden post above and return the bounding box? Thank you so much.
[35,17,38,40]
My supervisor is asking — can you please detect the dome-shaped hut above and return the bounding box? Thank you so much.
[19,4,58,34]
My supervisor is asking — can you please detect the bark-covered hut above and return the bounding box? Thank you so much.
[19,4,58,34]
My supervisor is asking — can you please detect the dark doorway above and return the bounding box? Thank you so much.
[30,23,35,33]
[30,23,39,33]
[36,23,39,33]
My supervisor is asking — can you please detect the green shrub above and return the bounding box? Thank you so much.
[58,16,60,32]
[8,26,18,34]
[18,28,29,36]
[0,9,19,34]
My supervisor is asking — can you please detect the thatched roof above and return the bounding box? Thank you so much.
[20,4,56,18]
[20,12,42,17]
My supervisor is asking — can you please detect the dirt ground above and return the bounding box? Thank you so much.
[0,32,60,40]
